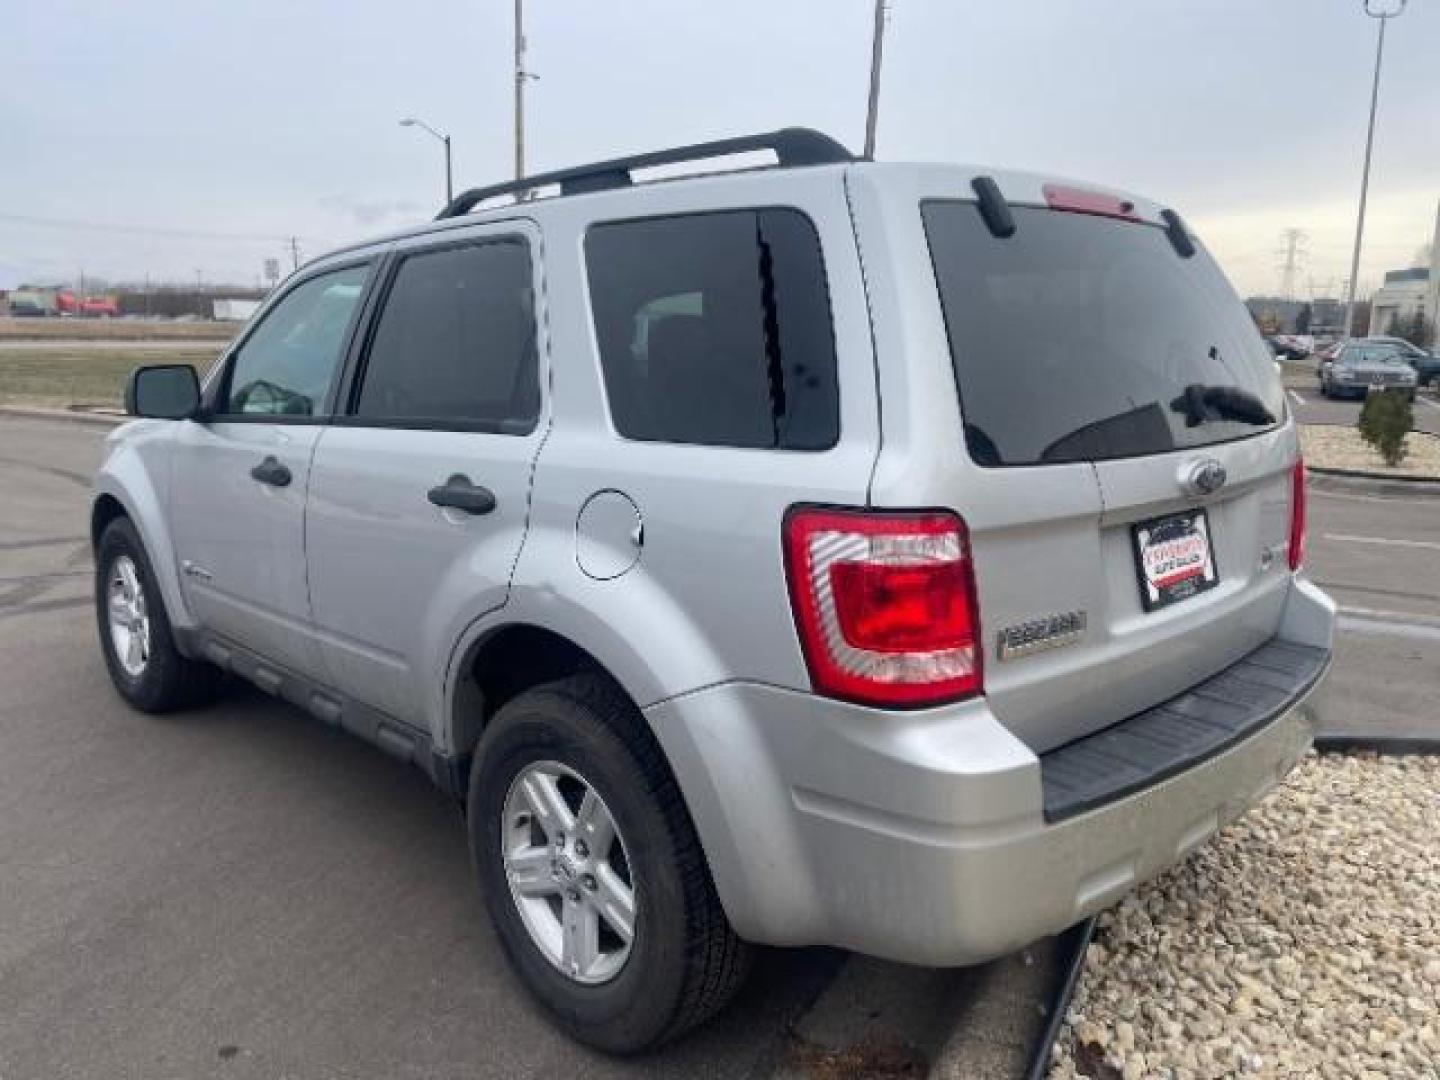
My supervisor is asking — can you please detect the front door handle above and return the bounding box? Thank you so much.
[250,455,292,487]
[427,474,497,516]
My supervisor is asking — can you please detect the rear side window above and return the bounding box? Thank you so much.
[354,240,539,431]
[923,202,1284,466]
[585,209,838,450]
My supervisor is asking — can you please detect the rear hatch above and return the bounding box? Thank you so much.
[923,192,1296,752]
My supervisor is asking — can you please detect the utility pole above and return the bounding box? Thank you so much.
[863,0,888,159]
[1344,0,1408,337]
[287,236,302,271]
[514,0,529,184]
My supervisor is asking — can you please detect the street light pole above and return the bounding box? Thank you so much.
[400,116,454,205]
[442,133,453,204]
[1343,0,1407,338]
[863,0,888,159]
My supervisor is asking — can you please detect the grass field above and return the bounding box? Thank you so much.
[0,318,238,342]
[0,346,224,409]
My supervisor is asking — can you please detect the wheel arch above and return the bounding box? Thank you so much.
[440,620,700,823]
[92,467,195,636]
[446,622,612,768]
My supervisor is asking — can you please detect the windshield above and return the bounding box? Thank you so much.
[922,201,1285,466]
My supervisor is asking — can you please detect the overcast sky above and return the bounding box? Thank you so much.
[3,0,1436,299]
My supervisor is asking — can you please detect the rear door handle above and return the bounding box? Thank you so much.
[427,474,497,516]
[250,455,292,487]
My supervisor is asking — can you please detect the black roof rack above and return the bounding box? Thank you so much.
[435,127,854,220]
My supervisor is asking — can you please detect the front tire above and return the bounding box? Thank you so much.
[468,675,750,1053]
[95,517,219,712]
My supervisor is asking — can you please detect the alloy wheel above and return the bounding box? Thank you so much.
[106,555,151,678]
[501,760,637,985]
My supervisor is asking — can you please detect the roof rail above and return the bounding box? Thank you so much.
[435,127,853,220]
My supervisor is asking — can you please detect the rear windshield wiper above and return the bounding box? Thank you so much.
[1169,383,1275,428]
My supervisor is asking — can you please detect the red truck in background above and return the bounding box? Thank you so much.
[8,287,118,317]
[56,290,119,317]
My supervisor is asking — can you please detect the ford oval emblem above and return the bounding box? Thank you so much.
[1183,458,1227,496]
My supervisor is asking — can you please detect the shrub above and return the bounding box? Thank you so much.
[1357,390,1412,467]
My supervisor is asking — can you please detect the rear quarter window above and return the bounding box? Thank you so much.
[585,208,839,450]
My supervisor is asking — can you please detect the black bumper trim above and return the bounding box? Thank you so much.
[1039,639,1330,823]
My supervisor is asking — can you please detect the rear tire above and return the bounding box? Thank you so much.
[468,674,751,1053]
[95,517,219,712]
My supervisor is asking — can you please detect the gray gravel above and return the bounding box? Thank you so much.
[1048,751,1440,1080]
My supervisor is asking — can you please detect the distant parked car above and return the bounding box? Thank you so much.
[1315,339,1346,367]
[1267,335,1310,360]
[1363,336,1440,388]
[1319,342,1417,400]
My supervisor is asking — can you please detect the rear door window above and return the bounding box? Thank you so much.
[353,239,539,432]
[585,209,839,450]
[922,202,1284,466]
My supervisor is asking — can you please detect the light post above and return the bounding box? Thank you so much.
[1343,0,1407,338]
[400,116,454,205]
[863,0,888,159]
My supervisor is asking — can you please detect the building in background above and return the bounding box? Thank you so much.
[1310,297,1346,336]
[212,298,261,321]
[1371,267,1430,339]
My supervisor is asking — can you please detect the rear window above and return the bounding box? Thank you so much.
[585,209,839,450]
[922,201,1284,467]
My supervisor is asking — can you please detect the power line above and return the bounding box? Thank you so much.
[0,211,318,245]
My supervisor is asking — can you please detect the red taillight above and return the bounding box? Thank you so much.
[783,507,982,707]
[1288,458,1306,571]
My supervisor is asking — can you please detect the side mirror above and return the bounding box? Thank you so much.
[125,364,201,419]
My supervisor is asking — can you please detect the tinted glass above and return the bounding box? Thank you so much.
[222,264,369,416]
[923,203,1285,466]
[354,240,538,431]
[586,209,838,450]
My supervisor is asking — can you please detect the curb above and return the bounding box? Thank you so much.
[0,406,126,427]
[1314,733,1440,756]
[1307,470,1440,500]
[1308,464,1440,484]
[1025,916,1097,1080]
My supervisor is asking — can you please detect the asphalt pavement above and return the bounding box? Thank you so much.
[1,415,1436,1078]
[1283,366,1440,436]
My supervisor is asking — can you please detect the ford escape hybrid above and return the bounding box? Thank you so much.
[93,129,1333,1052]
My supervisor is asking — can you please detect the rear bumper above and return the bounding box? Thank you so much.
[647,580,1334,966]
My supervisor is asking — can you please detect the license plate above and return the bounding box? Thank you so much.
[1131,510,1219,611]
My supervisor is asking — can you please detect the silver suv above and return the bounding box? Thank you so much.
[93,129,1333,1052]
